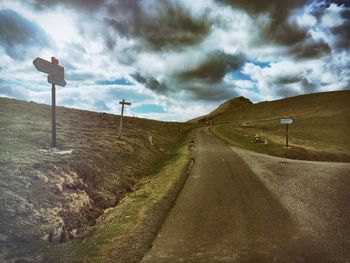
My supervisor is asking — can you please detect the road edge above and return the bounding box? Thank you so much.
[109,155,195,263]
[43,132,196,263]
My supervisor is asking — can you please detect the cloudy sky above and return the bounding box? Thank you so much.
[0,0,349,121]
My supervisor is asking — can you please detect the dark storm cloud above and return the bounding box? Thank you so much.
[330,9,350,50]
[274,76,302,85]
[307,2,350,52]
[130,72,168,94]
[290,40,331,59]
[131,51,245,100]
[184,82,239,101]
[329,0,350,8]
[176,51,246,83]
[177,51,244,101]
[275,86,300,98]
[274,79,319,98]
[300,78,318,93]
[32,0,211,51]
[104,1,210,50]
[34,0,107,11]
[273,75,318,98]
[216,0,308,46]
[0,9,48,60]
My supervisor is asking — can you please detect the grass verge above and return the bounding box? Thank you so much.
[211,124,350,162]
[43,131,194,263]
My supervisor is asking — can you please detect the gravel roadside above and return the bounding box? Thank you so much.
[232,146,350,262]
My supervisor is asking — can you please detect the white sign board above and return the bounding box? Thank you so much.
[33,57,64,78]
[280,118,293,125]
[48,75,66,87]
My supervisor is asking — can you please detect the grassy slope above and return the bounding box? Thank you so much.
[44,132,193,262]
[200,91,350,161]
[0,97,193,261]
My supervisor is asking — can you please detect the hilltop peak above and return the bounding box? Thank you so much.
[216,96,253,113]
[189,96,253,123]
[227,96,253,105]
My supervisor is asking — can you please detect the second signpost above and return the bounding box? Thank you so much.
[118,99,131,139]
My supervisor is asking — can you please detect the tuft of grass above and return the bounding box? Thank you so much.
[212,120,350,162]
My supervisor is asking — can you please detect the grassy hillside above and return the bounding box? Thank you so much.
[0,97,193,261]
[195,91,350,161]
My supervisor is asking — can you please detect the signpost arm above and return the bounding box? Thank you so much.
[52,83,56,148]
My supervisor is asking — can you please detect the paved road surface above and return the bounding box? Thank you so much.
[142,128,331,262]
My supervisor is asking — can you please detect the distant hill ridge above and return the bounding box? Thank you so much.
[196,90,350,162]
[193,90,350,124]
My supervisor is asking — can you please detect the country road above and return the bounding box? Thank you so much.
[142,127,350,262]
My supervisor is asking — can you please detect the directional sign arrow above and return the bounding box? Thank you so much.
[48,75,66,87]
[33,57,64,78]
[280,118,293,125]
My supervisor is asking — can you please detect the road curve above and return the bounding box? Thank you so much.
[142,128,330,262]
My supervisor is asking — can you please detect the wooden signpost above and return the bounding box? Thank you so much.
[118,99,131,139]
[280,118,293,147]
[33,57,66,151]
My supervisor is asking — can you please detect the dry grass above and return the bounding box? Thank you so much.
[0,97,194,262]
[197,91,350,161]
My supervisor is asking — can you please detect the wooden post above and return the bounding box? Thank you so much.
[118,99,131,139]
[51,57,58,149]
[51,82,56,149]
[285,124,289,148]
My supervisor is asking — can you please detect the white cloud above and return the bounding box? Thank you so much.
[0,0,349,121]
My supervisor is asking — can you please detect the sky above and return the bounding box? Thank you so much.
[0,0,349,121]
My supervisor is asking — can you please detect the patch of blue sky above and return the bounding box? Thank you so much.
[231,67,252,81]
[96,77,133,86]
[248,84,260,94]
[230,60,270,94]
[231,67,259,93]
[133,104,166,114]
[250,60,270,68]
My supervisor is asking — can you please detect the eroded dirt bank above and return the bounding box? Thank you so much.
[0,98,193,262]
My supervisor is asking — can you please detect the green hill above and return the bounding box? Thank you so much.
[194,90,350,161]
[0,97,193,261]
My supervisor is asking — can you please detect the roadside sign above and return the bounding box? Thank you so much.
[33,57,66,150]
[280,118,293,147]
[280,118,293,125]
[33,57,64,78]
[48,75,66,87]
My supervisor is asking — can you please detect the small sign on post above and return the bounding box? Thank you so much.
[33,57,66,152]
[280,118,293,147]
[118,99,131,139]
